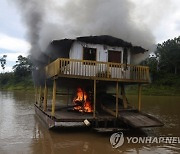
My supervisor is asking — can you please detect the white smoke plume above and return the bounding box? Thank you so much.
[12,0,156,65]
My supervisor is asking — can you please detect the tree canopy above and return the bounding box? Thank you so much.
[142,36,180,86]
[13,55,32,77]
[156,36,180,74]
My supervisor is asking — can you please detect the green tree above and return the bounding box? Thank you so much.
[0,55,7,70]
[156,36,180,74]
[13,55,32,77]
[141,55,159,81]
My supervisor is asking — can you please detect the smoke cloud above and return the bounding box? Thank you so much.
[12,0,156,65]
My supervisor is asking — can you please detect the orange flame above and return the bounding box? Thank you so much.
[73,88,93,113]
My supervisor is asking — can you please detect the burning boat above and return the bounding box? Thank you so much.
[34,35,163,131]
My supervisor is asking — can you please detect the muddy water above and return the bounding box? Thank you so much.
[0,91,180,154]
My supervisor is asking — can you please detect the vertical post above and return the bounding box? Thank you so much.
[116,82,119,118]
[43,81,48,111]
[93,80,96,118]
[39,86,42,107]
[147,67,150,81]
[121,84,128,109]
[35,86,38,104]
[51,79,56,116]
[138,84,142,111]
[107,63,110,78]
[67,88,69,106]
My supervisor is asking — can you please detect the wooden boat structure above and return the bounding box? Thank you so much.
[34,36,164,132]
[34,58,164,131]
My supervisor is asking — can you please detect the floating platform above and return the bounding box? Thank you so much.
[34,104,124,129]
[34,104,163,130]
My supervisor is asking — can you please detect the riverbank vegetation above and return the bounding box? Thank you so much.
[138,36,180,95]
[0,55,34,91]
[0,36,180,95]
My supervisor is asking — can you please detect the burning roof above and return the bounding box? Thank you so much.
[46,35,147,62]
[76,35,132,47]
[76,35,148,53]
[47,39,74,58]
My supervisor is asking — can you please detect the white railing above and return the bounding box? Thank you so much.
[45,58,150,82]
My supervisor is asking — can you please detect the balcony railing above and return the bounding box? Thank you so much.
[45,58,150,83]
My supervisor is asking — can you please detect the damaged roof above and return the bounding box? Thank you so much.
[76,35,132,47]
[46,39,74,61]
[46,35,147,60]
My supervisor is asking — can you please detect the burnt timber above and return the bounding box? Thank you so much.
[34,35,163,131]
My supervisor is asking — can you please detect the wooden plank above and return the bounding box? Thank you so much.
[120,110,164,128]
[101,104,116,117]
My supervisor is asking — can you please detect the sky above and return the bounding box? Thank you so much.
[0,0,180,72]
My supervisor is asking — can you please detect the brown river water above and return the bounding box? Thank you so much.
[0,90,180,154]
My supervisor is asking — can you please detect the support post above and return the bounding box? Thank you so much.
[121,84,128,109]
[138,84,142,111]
[116,82,119,118]
[35,86,38,104]
[93,80,96,118]
[39,86,42,107]
[107,63,110,78]
[67,88,69,106]
[51,79,56,116]
[43,81,48,111]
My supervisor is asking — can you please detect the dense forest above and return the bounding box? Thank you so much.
[0,36,180,94]
[0,55,33,90]
[142,36,180,86]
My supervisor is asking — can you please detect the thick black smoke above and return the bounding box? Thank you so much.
[12,0,156,66]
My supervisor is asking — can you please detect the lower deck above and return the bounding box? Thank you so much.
[47,109,115,122]
[35,103,164,130]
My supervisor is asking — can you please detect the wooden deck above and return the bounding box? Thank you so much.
[35,104,163,129]
[45,58,150,83]
[45,105,115,122]
[119,110,164,128]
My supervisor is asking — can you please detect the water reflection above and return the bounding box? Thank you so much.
[0,91,180,153]
[33,116,113,154]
